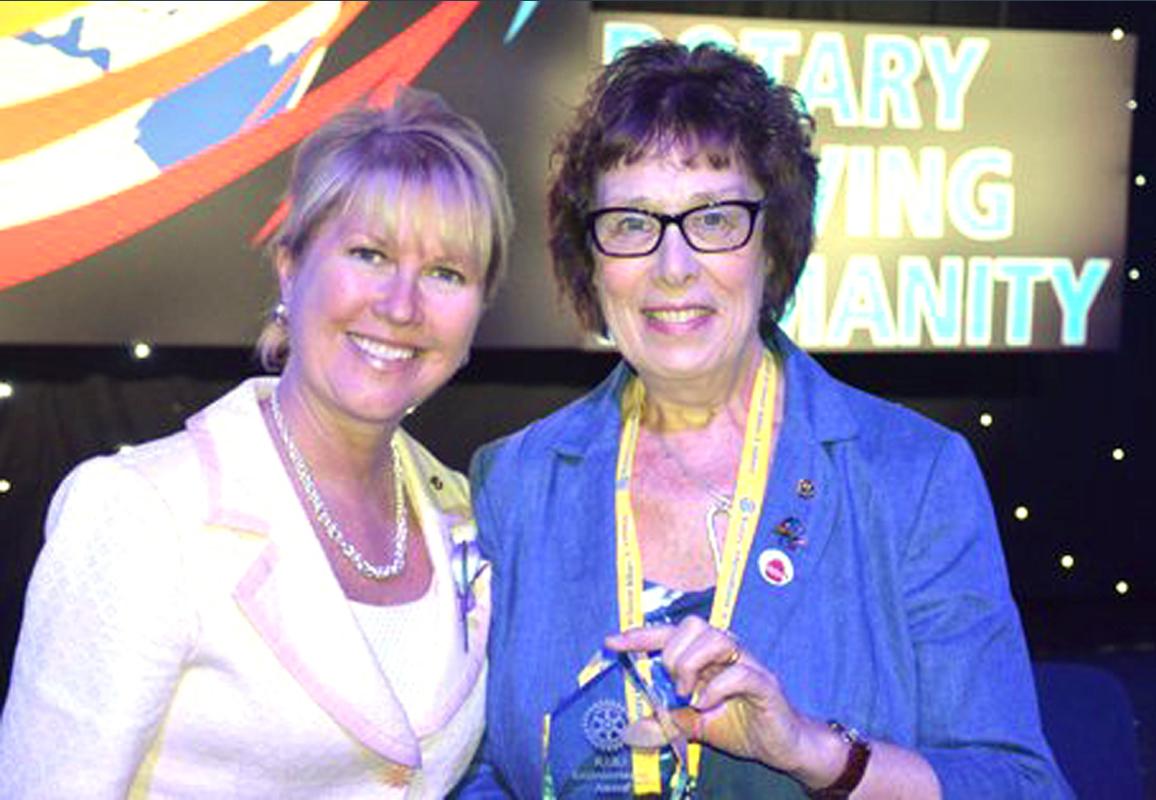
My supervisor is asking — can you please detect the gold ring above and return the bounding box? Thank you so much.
[723,646,741,667]
[691,711,705,742]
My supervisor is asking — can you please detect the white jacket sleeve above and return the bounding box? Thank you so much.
[0,456,196,799]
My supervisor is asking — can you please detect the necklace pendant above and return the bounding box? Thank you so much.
[707,504,729,540]
[706,501,730,569]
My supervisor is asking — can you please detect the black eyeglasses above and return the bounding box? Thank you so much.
[587,198,766,258]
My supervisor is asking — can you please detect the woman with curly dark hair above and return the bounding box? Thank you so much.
[462,40,1069,798]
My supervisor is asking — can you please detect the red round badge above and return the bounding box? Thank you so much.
[757,548,795,587]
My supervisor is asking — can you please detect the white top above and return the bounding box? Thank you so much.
[350,541,460,730]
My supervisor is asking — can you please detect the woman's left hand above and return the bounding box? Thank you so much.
[604,615,816,774]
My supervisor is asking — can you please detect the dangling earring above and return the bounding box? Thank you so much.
[592,324,615,349]
[272,302,289,325]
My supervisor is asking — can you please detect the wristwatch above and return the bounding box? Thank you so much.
[806,720,871,799]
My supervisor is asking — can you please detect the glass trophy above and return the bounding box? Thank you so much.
[542,651,694,799]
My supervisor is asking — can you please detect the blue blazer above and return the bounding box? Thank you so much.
[463,331,1071,799]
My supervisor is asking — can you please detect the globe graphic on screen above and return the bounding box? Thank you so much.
[0,1,340,230]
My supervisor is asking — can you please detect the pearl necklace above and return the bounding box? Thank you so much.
[269,389,408,580]
[653,430,731,570]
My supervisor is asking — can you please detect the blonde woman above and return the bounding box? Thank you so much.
[0,89,512,798]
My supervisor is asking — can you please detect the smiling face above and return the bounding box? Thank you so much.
[276,195,485,433]
[593,148,769,398]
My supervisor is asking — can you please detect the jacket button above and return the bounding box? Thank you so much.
[380,763,412,786]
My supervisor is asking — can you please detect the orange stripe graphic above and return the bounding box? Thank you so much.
[0,1,480,290]
[0,1,310,160]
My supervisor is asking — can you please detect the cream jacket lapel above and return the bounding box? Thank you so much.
[189,377,421,768]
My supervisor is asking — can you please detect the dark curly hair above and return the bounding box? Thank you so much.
[547,39,819,334]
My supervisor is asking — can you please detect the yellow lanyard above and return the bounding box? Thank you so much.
[613,349,779,792]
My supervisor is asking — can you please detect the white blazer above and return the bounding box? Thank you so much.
[0,378,491,799]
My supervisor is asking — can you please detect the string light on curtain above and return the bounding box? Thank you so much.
[0,380,12,399]
[0,479,11,494]
[131,341,153,360]
[1123,12,1142,648]
[1059,554,1075,570]
[1014,505,1030,521]
[979,412,994,428]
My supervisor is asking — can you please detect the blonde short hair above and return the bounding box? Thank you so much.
[256,89,514,370]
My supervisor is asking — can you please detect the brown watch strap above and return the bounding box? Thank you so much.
[807,720,872,799]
